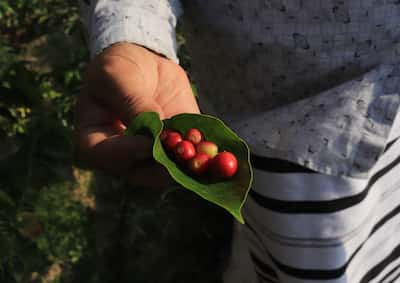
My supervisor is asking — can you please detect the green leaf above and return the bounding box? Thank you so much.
[125,111,164,138]
[191,83,198,97]
[126,112,253,223]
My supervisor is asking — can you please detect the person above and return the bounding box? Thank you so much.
[75,1,400,282]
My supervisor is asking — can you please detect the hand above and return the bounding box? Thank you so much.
[75,43,200,187]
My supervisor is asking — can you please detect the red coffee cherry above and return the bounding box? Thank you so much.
[185,128,204,145]
[163,132,182,151]
[174,140,196,161]
[160,128,174,142]
[210,151,238,178]
[187,153,211,175]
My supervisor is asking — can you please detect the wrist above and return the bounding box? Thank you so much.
[100,42,166,62]
[88,42,158,82]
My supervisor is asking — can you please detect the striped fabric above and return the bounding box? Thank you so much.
[225,136,400,283]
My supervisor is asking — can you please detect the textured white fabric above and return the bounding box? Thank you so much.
[81,0,182,62]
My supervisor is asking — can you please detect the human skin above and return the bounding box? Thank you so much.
[75,43,200,187]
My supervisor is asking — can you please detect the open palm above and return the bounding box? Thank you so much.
[75,43,199,187]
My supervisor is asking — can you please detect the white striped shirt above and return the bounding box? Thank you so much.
[223,124,400,282]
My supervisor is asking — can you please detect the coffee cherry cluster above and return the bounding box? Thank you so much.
[160,127,238,179]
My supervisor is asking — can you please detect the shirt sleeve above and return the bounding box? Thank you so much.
[78,0,183,63]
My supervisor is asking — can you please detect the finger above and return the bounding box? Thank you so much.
[75,94,153,173]
[77,129,153,174]
[128,160,175,188]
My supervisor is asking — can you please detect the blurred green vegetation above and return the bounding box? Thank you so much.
[0,0,92,282]
[0,1,231,282]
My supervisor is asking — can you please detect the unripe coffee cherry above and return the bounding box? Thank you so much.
[196,141,218,158]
